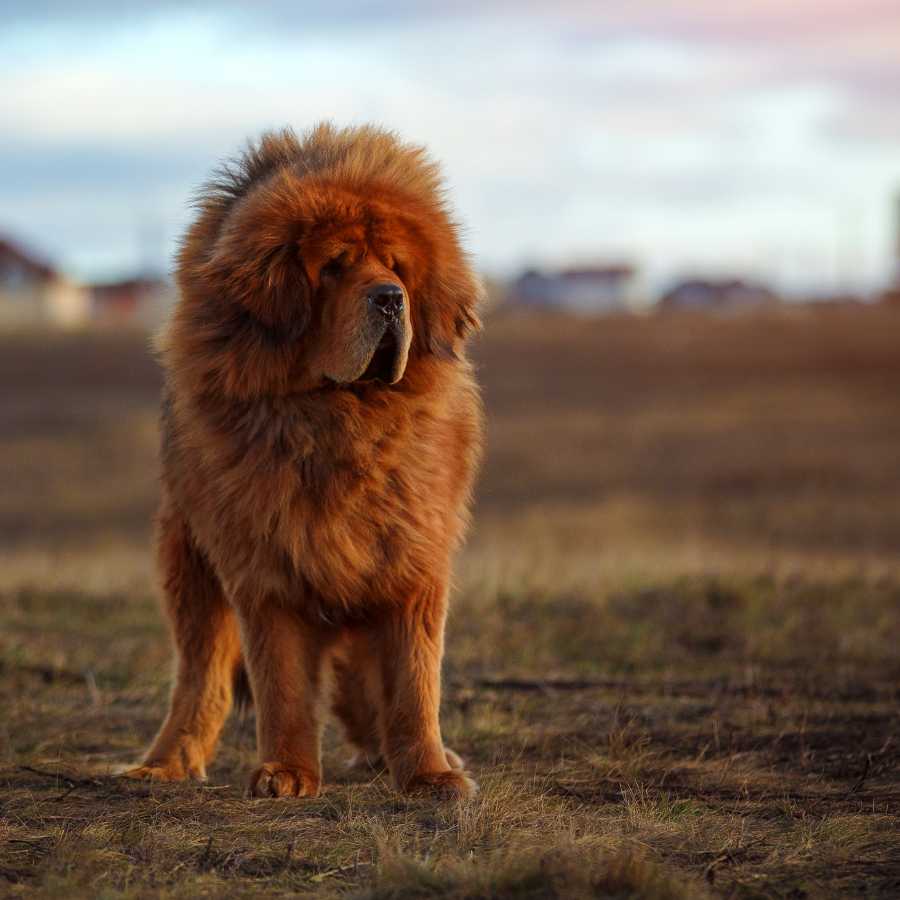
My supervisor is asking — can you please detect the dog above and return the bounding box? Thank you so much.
[124,123,483,800]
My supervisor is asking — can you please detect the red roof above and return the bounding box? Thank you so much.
[90,277,167,302]
[0,237,57,282]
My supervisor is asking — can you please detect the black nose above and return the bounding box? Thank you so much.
[368,283,404,318]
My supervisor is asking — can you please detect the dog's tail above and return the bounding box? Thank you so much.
[233,661,254,714]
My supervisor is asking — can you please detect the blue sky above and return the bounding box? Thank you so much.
[3,1,900,296]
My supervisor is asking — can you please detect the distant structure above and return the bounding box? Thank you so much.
[881,190,900,306]
[894,189,900,286]
[0,237,89,328]
[90,276,176,328]
[0,232,176,330]
[508,264,636,313]
[659,278,778,313]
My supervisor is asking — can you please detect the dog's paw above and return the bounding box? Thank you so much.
[405,768,478,801]
[444,747,465,770]
[119,761,203,782]
[248,762,320,798]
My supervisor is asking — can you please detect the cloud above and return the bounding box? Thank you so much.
[568,1,900,146]
[2,2,899,291]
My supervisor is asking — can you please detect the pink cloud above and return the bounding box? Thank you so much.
[557,0,900,44]
[545,0,900,146]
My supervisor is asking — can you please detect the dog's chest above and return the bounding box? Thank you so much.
[185,397,453,609]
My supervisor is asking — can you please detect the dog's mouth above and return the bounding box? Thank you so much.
[357,326,402,384]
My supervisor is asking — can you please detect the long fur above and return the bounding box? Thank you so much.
[125,123,483,799]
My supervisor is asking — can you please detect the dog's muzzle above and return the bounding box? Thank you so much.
[356,283,411,384]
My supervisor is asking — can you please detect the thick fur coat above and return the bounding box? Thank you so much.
[125,123,483,799]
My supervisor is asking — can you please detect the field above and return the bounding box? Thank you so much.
[1,308,899,898]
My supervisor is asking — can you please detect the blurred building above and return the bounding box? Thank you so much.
[894,189,900,286]
[90,276,176,328]
[658,278,778,313]
[508,264,636,313]
[0,237,89,328]
[880,190,900,306]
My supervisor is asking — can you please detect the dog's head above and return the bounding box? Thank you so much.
[174,126,481,396]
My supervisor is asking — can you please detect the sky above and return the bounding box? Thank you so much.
[3,1,900,297]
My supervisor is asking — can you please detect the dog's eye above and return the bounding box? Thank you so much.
[321,253,347,279]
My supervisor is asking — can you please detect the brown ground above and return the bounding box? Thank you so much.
[1,307,899,898]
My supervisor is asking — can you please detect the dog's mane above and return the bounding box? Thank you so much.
[196,122,445,232]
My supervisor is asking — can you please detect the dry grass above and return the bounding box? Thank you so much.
[1,308,899,897]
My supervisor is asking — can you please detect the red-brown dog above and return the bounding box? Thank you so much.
[124,123,483,799]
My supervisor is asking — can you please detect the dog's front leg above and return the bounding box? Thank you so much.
[375,586,477,800]
[236,598,331,798]
[122,506,241,783]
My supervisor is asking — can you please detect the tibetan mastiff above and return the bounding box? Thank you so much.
[124,123,483,799]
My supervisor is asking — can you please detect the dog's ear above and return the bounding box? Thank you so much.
[249,244,311,342]
[205,234,311,342]
[418,264,483,360]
